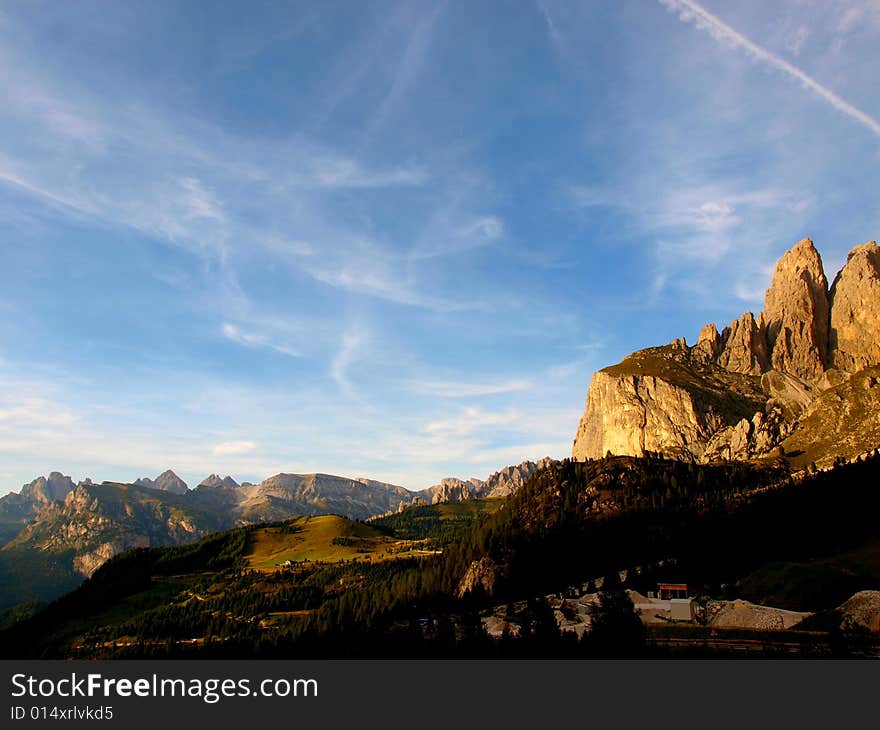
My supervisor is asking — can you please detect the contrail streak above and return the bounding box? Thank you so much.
[660,0,880,138]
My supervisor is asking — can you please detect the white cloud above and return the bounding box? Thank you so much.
[537,0,566,54]
[659,0,880,138]
[330,330,367,398]
[179,177,224,222]
[303,258,484,312]
[422,407,520,438]
[784,25,810,57]
[309,157,427,188]
[837,6,864,33]
[686,201,740,232]
[411,378,531,398]
[221,323,301,358]
[0,397,77,427]
[212,440,257,456]
[460,215,504,240]
[365,2,447,138]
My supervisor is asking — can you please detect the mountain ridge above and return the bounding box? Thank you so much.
[573,238,880,464]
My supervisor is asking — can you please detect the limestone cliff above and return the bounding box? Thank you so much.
[829,241,880,371]
[572,345,767,461]
[0,472,76,545]
[573,238,880,463]
[417,459,553,504]
[760,238,830,381]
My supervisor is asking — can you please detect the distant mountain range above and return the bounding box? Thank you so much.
[0,460,550,611]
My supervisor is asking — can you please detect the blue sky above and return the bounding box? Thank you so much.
[1,0,879,494]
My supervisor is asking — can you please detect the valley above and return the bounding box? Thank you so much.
[2,238,879,658]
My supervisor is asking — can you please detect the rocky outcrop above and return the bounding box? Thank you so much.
[572,345,767,461]
[573,237,880,464]
[0,472,77,545]
[416,458,553,504]
[229,473,417,522]
[717,312,768,375]
[20,472,76,504]
[424,477,481,504]
[134,469,188,495]
[456,556,500,598]
[3,481,223,578]
[197,474,240,489]
[829,241,880,372]
[694,323,722,359]
[483,458,553,497]
[760,238,830,381]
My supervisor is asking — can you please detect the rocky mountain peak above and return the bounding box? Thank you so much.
[135,470,188,495]
[198,474,240,489]
[695,323,721,359]
[829,240,880,372]
[760,237,830,380]
[417,458,553,505]
[572,237,880,465]
[20,472,76,503]
[154,470,188,494]
[717,312,768,375]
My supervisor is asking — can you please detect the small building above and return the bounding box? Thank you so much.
[670,598,694,621]
[657,582,688,600]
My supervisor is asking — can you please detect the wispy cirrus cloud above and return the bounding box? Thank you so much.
[363,1,448,141]
[212,440,257,456]
[422,406,519,438]
[410,378,531,398]
[659,0,880,138]
[221,323,301,358]
[179,177,225,222]
[330,330,368,399]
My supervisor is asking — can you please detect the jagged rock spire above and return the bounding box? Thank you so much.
[829,241,880,371]
[759,237,830,381]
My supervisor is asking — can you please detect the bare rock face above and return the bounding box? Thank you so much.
[760,238,830,381]
[198,474,240,489]
[572,237,880,465]
[5,482,218,578]
[482,458,553,498]
[572,346,766,461]
[134,469,188,494]
[428,477,480,504]
[0,472,77,545]
[573,370,710,460]
[20,472,76,503]
[829,241,880,371]
[717,312,768,375]
[703,409,791,461]
[151,469,188,494]
[694,323,722,360]
[417,459,553,504]
[760,370,815,418]
[456,556,500,598]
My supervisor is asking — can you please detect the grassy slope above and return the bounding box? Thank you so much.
[0,513,434,654]
[782,366,880,469]
[245,515,431,569]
